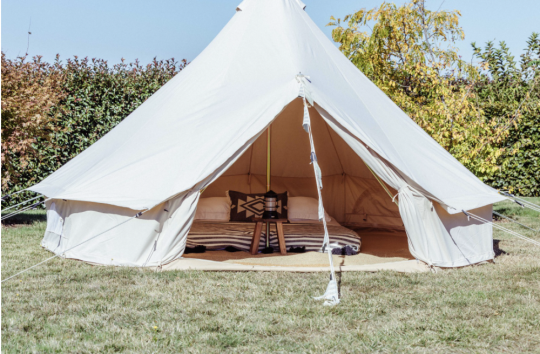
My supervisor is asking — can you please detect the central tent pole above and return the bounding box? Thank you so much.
[267,126,271,192]
[265,126,271,248]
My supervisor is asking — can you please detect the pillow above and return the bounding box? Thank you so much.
[227,190,288,222]
[195,197,231,221]
[288,196,331,222]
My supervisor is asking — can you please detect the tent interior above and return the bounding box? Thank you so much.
[185,97,414,265]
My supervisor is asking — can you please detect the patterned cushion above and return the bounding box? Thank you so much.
[227,190,288,221]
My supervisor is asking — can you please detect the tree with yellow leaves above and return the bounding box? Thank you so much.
[329,0,514,179]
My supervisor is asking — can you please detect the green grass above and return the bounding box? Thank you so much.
[2,199,540,353]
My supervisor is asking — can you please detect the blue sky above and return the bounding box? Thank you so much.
[2,0,539,65]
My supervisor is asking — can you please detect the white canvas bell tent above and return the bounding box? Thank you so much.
[29,0,505,268]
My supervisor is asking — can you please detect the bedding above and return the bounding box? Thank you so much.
[288,196,332,222]
[186,221,361,253]
[195,197,231,221]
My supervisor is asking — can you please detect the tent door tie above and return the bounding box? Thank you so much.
[297,74,339,306]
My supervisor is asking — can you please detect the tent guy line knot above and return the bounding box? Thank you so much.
[310,151,317,164]
[295,72,311,83]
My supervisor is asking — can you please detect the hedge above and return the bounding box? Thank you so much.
[1,56,187,206]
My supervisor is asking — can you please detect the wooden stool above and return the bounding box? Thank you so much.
[250,218,288,255]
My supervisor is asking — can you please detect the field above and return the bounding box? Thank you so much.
[2,199,540,353]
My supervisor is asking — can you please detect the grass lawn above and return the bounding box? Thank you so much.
[2,199,540,353]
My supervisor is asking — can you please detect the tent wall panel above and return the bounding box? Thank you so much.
[42,192,199,267]
[436,203,494,265]
[343,175,401,227]
[203,175,253,196]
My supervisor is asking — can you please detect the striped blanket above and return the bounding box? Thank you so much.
[186,221,361,253]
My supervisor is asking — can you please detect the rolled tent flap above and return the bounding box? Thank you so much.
[142,190,201,266]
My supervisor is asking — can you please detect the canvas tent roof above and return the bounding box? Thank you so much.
[29,0,504,213]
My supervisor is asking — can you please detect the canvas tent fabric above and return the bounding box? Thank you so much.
[33,0,503,268]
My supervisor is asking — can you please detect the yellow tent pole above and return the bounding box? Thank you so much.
[363,162,398,205]
[265,125,271,249]
[266,126,271,192]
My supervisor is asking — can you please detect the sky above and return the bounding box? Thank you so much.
[2,0,539,66]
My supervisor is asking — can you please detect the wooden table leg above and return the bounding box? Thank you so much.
[276,221,287,255]
[250,221,263,255]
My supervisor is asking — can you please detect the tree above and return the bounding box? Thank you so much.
[329,0,513,178]
[1,53,65,190]
[473,34,540,196]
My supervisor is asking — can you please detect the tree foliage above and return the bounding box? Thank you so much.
[473,34,540,196]
[328,0,514,178]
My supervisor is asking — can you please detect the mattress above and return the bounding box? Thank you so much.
[186,221,361,253]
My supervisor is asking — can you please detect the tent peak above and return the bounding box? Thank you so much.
[236,0,306,12]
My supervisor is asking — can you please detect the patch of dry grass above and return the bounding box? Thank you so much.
[2,199,540,353]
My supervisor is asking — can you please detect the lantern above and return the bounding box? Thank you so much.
[262,190,278,219]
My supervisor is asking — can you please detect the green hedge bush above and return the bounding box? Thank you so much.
[2,56,187,207]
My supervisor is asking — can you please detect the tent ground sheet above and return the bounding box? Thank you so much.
[167,228,426,272]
